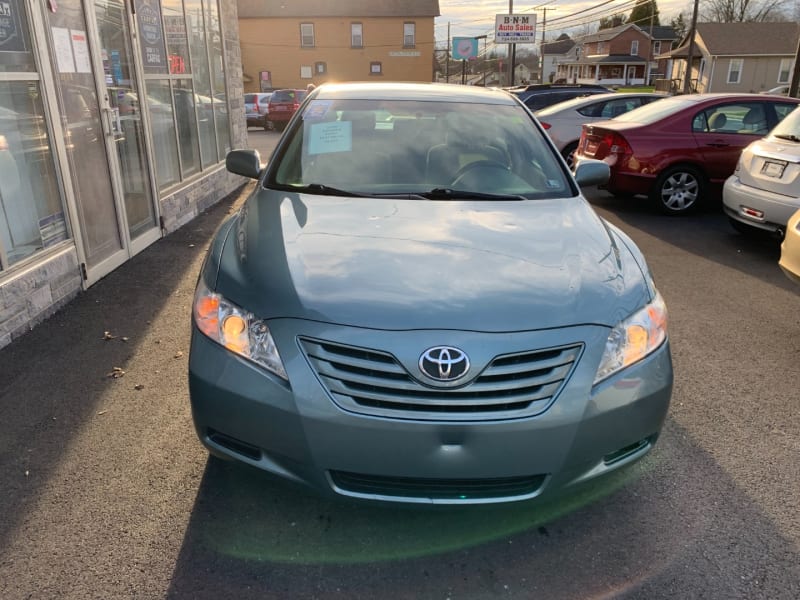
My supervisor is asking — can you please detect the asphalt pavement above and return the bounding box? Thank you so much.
[1,129,799,599]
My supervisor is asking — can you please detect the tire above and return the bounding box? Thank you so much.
[561,142,578,170]
[651,165,705,215]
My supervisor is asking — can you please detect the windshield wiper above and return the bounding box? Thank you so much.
[773,133,800,142]
[419,188,526,201]
[282,183,372,197]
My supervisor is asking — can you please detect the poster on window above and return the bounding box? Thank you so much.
[134,0,167,72]
[0,0,27,53]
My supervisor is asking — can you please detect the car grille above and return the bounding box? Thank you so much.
[300,338,583,421]
[329,470,547,501]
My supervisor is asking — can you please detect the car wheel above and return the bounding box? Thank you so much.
[561,142,578,170]
[651,165,705,215]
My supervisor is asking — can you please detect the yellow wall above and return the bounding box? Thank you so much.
[240,16,435,91]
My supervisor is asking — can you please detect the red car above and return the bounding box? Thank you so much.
[575,93,800,214]
[267,89,308,131]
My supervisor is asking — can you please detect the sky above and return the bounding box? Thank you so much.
[435,0,695,47]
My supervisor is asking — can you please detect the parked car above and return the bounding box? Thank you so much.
[189,82,673,505]
[760,85,790,96]
[267,89,307,131]
[575,93,800,214]
[779,208,800,284]
[245,92,272,129]
[535,92,667,168]
[510,83,610,111]
[723,105,800,237]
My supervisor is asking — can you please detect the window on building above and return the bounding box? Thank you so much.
[0,2,69,271]
[300,65,312,79]
[300,23,315,48]
[597,42,605,54]
[727,58,743,84]
[653,40,661,56]
[403,22,415,48]
[139,0,231,190]
[370,62,382,75]
[630,40,639,55]
[351,23,363,48]
[778,59,793,83]
[315,62,327,75]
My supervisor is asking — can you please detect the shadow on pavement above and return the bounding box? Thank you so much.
[166,419,800,599]
[587,190,795,293]
[0,183,251,555]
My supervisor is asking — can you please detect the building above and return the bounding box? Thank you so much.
[542,34,575,83]
[0,0,247,349]
[639,25,680,84]
[237,0,440,92]
[662,22,799,94]
[556,24,676,87]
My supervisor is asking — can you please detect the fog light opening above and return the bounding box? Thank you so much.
[208,429,262,461]
[603,436,652,466]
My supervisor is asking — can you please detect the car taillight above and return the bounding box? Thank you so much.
[540,121,552,130]
[604,132,631,155]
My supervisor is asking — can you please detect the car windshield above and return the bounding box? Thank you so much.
[770,105,800,139]
[612,96,699,125]
[268,98,573,199]
[272,91,297,102]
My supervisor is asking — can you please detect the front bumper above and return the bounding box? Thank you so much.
[723,175,800,234]
[189,321,673,504]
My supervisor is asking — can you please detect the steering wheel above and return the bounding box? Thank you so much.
[451,159,510,186]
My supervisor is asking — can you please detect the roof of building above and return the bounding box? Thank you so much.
[639,25,679,41]
[667,22,800,57]
[543,35,575,56]
[238,0,441,18]
[580,24,645,43]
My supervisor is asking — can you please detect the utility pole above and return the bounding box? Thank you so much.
[682,0,699,94]
[509,0,516,86]
[790,34,800,98]
[539,7,550,83]
[445,22,450,83]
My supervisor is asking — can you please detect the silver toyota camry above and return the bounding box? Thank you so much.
[189,82,673,505]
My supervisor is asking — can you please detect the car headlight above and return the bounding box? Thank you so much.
[192,278,288,380]
[594,290,668,385]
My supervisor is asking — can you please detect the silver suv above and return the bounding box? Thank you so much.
[244,92,272,129]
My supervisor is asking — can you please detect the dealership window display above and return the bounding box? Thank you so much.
[139,0,230,189]
[0,1,68,271]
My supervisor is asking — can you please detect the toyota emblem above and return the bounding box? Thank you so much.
[419,346,470,382]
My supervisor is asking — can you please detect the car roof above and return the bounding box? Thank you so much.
[314,82,518,105]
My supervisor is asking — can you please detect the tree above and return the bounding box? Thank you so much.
[670,12,688,39]
[598,14,628,29]
[699,0,791,22]
[629,0,661,26]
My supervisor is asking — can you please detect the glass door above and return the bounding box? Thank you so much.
[42,0,159,285]
[43,0,127,283]
[93,0,159,254]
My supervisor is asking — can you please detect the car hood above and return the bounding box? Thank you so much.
[213,189,650,331]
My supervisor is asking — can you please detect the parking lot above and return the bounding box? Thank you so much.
[0,128,798,599]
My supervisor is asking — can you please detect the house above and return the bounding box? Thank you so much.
[237,0,440,91]
[556,24,652,86]
[542,34,576,83]
[639,25,680,84]
[662,22,799,94]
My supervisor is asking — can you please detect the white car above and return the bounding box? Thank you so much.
[723,105,800,237]
[534,92,667,168]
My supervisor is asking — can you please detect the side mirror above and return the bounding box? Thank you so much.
[226,149,262,179]
[574,158,610,187]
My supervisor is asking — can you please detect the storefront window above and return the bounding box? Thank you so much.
[173,79,200,176]
[145,79,180,187]
[0,82,66,268]
[0,0,35,73]
[1,1,68,271]
[139,0,229,189]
